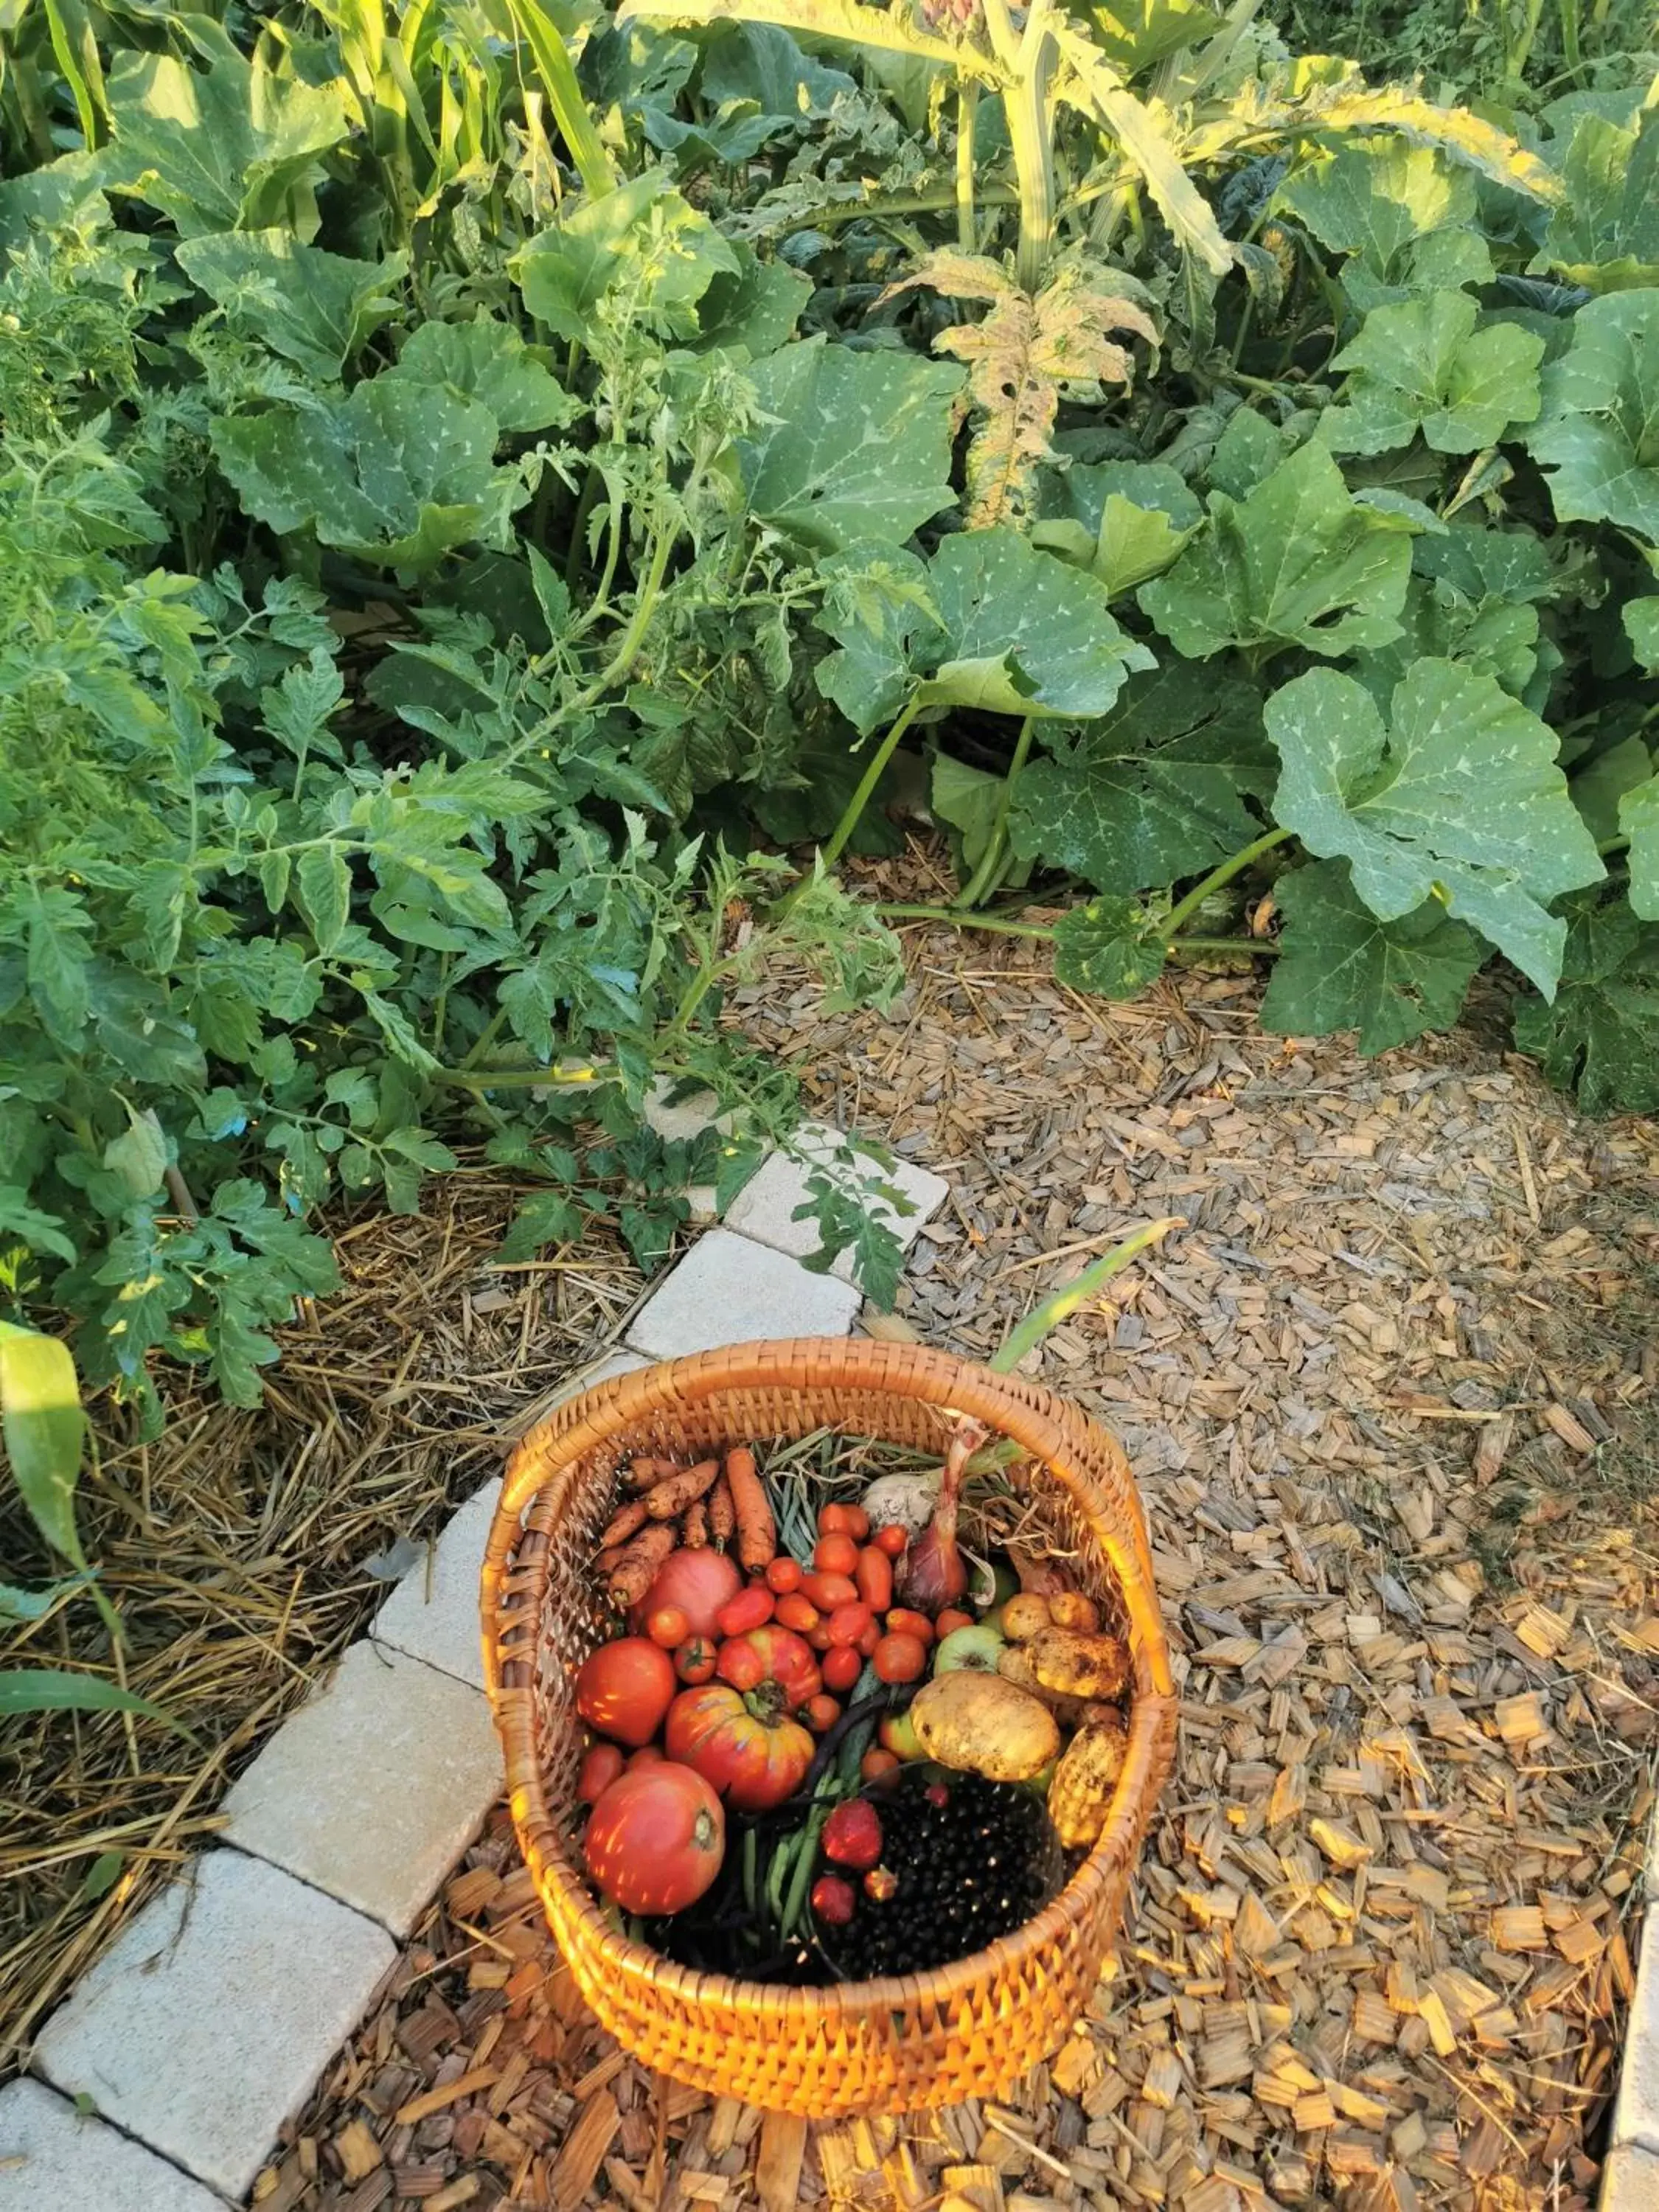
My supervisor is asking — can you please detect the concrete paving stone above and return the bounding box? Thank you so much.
[0,2079,230,2212]
[625,1227,861,1359]
[221,1641,501,1937]
[1614,1909,1659,2154]
[1605,2143,1659,2212]
[35,1850,393,2202]
[723,1121,950,1279]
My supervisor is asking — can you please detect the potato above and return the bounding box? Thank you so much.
[1048,1711,1130,1848]
[998,1644,1088,1725]
[1028,1627,1130,1702]
[1048,1590,1101,1635]
[998,1593,1054,1643]
[909,1671,1061,1783]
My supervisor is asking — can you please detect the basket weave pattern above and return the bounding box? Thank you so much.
[482,1339,1177,2115]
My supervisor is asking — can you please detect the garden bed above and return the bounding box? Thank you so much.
[0,1183,649,2073]
[246,917,1659,2211]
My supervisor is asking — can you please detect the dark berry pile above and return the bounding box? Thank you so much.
[819,1770,1064,1983]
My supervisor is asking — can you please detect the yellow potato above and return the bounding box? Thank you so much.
[998,1593,1054,1642]
[909,1671,1061,1783]
[1028,1627,1130,1702]
[1048,1711,1130,1848]
[1048,1590,1101,1635]
[998,1644,1088,1724]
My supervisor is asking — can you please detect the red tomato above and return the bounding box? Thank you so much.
[827,1601,873,1647]
[716,1638,765,1692]
[775,1593,821,1635]
[872,1525,908,1559]
[715,1584,775,1638]
[628,1743,664,1767]
[821,1644,861,1693]
[675,1635,717,1684]
[807,1621,833,1651]
[630,1548,742,1640]
[578,1743,625,1802]
[647,1604,690,1650]
[575,1638,677,1747]
[856,1617,882,1658]
[666,1679,815,1812]
[583,1763,725,1914]
[855,1547,893,1614]
[818,1503,858,1537]
[861,1747,901,1783]
[813,1532,859,1577]
[804,1693,841,1733]
[765,1557,803,1595]
[935,1607,975,1638]
[802,1571,858,1612]
[873,1631,927,1684]
[886,1608,934,1645]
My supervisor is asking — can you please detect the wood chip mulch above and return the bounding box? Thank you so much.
[251,911,1659,2212]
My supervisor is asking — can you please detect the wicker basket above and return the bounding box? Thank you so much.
[481,1338,1177,2116]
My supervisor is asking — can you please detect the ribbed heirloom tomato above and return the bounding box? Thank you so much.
[583,1762,725,1915]
[666,1624,819,1811]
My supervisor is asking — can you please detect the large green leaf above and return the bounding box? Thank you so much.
[1032,462,1201,599]
[1265,659,1604,995]
[1138,441,1416,660]
[391,319,580,433]
[0,1321,87,1565]
[1512,897,1659,1112]
[177,232,406,380]
[1009,661,1268,894]
[813,529,1152,731]
[1625,597,1659,675]
[740,340,964,554]
[1621,775,1659,919]
[1356,524,1559,708]
[1322,291,1544,456]
[107,33,349,240]
[1571,734,1652,842]
[1050,898,1170,998]
[689,246,812,360]
[212,381,524,571]
[515,169,740,345]
[1273,139,1492,313]
[1526,290,1659,542]
[1259,858,1481,1055]
[1543,110,1659,293]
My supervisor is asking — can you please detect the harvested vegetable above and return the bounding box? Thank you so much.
[723,1445,776,1571]
[1047,1710,1130,1848]
[811,1873,856,1926]
[859,1470,937,1541]
[644,1456,720,1520]
[675,1636,717,1684]
[872,1631,927,1684]
[632,1546,741,1639]
[933,1607,975,1638]
[707,1474,735,1547]
[997,1643,1088,1722]
[765,1557,802,1594]
[606,1523,677,1609]
[584,1763,724,1915]
[999,1593,1054,1643]
[1027,1627,1130,1702]
[681,1499,709,1548]
[597,1498,650,1552]
[902,1420,984,1615]
[909,1670,1060,1783]
[813,1531,859,1576]
[872,1524,908,1559]
[666,1658,815,1811]
[578,1742,625,1803]
[647,1604,690,1650]
[823,1798,883,1869]
[1048,1590,1102,1635]
[627,1455,678,1490]
[855,1545,893,1613]
[575,1637,678,1747]
[714,1584,775,1638]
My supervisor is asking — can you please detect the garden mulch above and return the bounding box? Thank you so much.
[0,1182,648,2075]
[251,885,1658,2212]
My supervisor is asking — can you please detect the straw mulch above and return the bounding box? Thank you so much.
[1,1179,649,2073]
[250,895,1659,2212]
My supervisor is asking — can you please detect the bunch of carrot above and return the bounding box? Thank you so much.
[596,1444,774,1607]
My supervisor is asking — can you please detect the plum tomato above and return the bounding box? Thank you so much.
[821,1644,861,1693]
[813,1532,859,1577]
[577,1742,625,1802]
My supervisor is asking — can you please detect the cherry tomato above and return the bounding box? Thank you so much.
[630,1548,741,1641]
[860,1747,901,1784]
[715,1584,775,1638]
[584,1762,724,1915]
[775,1593,821,1635]
[872,1524,908,1559]
[675,1635,717,1685]
[807,1621,834,1652]
[818,1504,859,1537]
[647,1604,691,1650]
[827,1600,873,1647]
[716,1637,765,1692]
[935,1607,976,1638]
[578,1742,626,1802]
[803,1571,858,1612]
[628,1744,664,1767]
[804,1693,841,1734]
[813,1532,859,1577]
[855,1546,893,1614]
[575,1637,678,1747]
[885,1608,934,1645]
[765,1557,804,1595]
[821,1644,861,1693]
[873,1631,928,1684]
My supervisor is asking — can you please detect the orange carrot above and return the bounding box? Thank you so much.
[626,1454,680,1490]
[606,1523,676,1607]
[723,1444,775,1573]
[595,1542,630,1578]
[708,1475,735,1548]
[597,1498,650,1551]
[644,1458,720,1521]
[681,1500,709,1548]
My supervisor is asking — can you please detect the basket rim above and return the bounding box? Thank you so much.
[482,1335,1177,2028]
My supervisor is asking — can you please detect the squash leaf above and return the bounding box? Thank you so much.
[1260,858,1481,1054]
[1526,290,1659,541]
[1322,291,1545,456]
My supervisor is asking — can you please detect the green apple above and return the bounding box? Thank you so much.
[933,1624,1006,1674]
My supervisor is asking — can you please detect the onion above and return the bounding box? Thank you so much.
[859,1469,937,1540]
[900,1422,986,1616]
